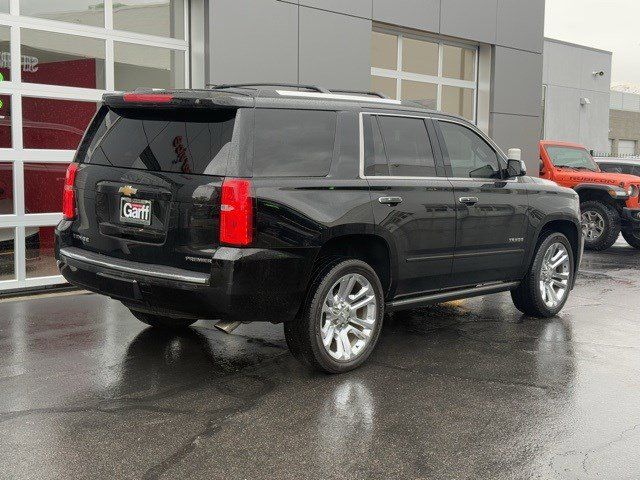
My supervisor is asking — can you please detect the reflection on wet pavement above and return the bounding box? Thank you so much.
[0,239,639,479]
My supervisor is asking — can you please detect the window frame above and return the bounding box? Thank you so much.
[360,112,445,180]
[435,118,506,181]
[359,113,509,182]
[363,113,439,178]
[371,27,479,123]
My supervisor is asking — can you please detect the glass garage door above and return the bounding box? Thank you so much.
[0,1,189,292]
[371,29,478,123]
[618,140,636,156]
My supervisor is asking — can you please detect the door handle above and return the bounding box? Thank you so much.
[378,196,403,205]
[459,196,479,206]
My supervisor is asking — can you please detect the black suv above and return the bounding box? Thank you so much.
[55,84,583,373]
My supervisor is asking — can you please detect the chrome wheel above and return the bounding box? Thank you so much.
[581,210,605,241]
[539,242,570,309]
[320,273,377,361]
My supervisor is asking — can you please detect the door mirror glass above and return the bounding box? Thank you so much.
[506,158,527,177]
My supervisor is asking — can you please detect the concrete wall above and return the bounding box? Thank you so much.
[609,109,640,156]
[206,0,545,174]
[542,38,611,152]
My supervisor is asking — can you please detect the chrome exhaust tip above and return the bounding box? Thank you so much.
[214,320,242,334]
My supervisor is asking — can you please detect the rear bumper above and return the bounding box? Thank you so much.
[55,235,315,323]
[621,208,640,231]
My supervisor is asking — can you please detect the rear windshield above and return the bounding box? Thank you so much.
[252,109,337,177]
[77,106,236,175]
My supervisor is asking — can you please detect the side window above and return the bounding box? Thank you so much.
[438,121,501,179]
[376,116,436,177]
[599,163,618,173]
[253,109,337,177]
[364,116,390,176]
[632,166,640,177]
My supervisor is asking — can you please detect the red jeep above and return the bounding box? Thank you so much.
[540,140,640,250]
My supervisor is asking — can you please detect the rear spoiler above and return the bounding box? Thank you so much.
[102,90,254,109]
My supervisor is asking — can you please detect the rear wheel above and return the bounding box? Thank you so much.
[284,259,384,374]
[580,200,620,251]
[129,309,197,329]
[621,230,640,249]
[511,232,574,318]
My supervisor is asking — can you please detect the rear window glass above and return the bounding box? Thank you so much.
[252,109,337,177]
[78,106,236,175]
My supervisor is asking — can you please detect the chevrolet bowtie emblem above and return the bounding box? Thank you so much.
[118,185,138,197]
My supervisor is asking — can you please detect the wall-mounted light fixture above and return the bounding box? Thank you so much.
[592,70,605,77]
[580,97,591,106]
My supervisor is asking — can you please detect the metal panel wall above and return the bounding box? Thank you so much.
[496,0,545,53]
[372,0,440,33]
[299,0,372,18]
[440,0,497,44]
[298,7,372,89]
[208,0,299,84]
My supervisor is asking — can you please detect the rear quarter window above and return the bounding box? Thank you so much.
[252,109,337,177]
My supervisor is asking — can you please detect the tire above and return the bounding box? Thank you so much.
[511,232,574,318]
[284,259,384,374]
[129,309,197,329]
[621,230,640,249]
[580,200,620,251]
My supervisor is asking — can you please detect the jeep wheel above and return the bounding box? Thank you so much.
[284,259,384,374]
[129,309,198,329]
[621,230,640,249]
[511,232,574,318]
[580,200,620,251]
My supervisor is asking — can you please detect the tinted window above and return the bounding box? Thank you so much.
[439,121,500,179]
[253,109,336,177]
[79,107,236,176]
[599,163,626,174]
[364,116,390,176]
[632,166,640,177]
[377,116,436,177]
[598,163,620,173]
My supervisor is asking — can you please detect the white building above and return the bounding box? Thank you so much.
[542,38,612,152]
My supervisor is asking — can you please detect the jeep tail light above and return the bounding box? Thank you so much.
[62,163,79,220]
[220,178,253,246]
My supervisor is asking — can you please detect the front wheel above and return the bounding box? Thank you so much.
[284,259,384,374]
[580,200,620,251]
[621,230,640,249]
[511,232,574,318]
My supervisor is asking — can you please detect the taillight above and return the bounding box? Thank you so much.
[62,163,78,220]
[220,178,253,246]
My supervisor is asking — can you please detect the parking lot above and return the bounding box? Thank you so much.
[1,239,639,480]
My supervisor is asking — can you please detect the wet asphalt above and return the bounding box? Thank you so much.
[1,239,639,480]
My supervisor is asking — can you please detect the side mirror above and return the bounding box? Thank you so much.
[506,158,527,178]
[506,148,526,177]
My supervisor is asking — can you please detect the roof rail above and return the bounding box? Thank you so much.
[329,89,389,99]
[207,83,330,93]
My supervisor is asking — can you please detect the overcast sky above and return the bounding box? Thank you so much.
[545,0,640,87]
